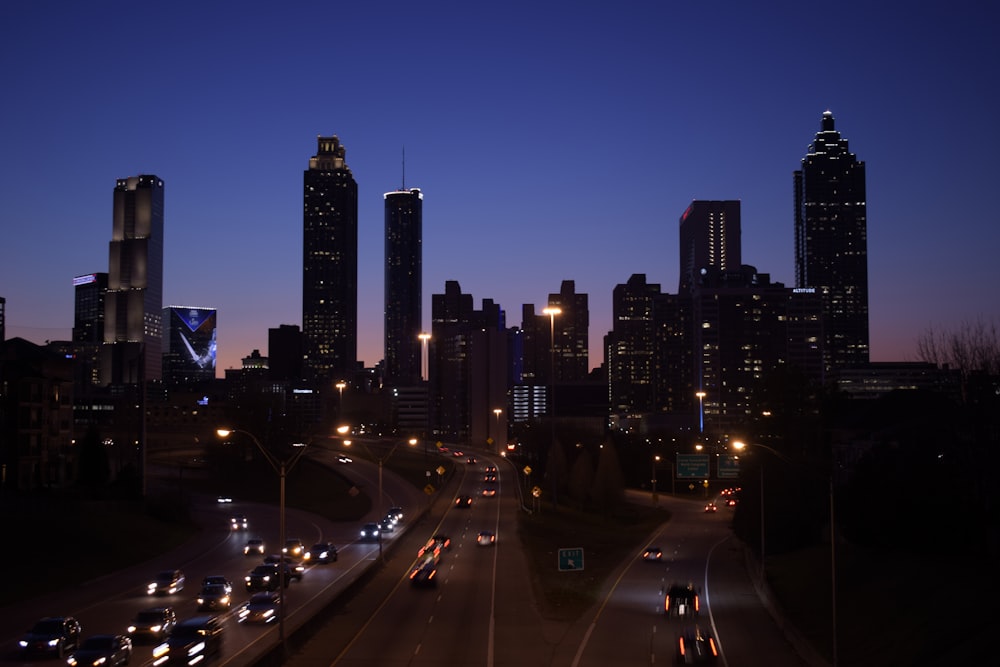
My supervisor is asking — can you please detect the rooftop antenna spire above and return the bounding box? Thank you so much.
[401,145,406,190]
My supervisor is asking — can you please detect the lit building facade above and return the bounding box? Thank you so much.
[794,111,869,374]
[72,272,107,387]
[678,200,741,294]
[303,135,358,385]
[101,175,164,385]
[161,306,217,389]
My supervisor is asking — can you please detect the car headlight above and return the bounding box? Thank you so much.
[149,624,162,633]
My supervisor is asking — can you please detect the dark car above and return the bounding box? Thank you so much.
[201,575,233,594]
[147,569,185,596]
[66,634,132,667]
[282,538,305,561]
[262,554,304,580]
[196,583,232,611]
[153,615,223,665]
[387,506,404,522]
[417,534,451,558]
[19,616,82,658]
[305,542,338,563]
[409,558,439,588]
[643,546,663,561]
[676,626,719,664]
[244,538,265,556]
[245,564,288,592]
[665,583,700,619]
[360,522,381,541]
[455,495,473,508]
[237,592,281,624]
[127,607,176,643]
[379,516,396,533]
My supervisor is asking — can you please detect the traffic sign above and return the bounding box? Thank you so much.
[718,456,741,479]
[677,454,710,478]
[558,547,584,571]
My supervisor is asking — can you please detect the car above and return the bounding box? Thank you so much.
[245,564,288,592]
[147,570,185,596]
[455,495,473,508]
[336,455,353,463]
[725,497,738,507]
[379,517,396,533]
[452,450,465,458]
[409,557,439,588]
[196,583,232,611]
[665,583,700,619]
[262,555,304,580]
[483,473,497,483]
[229,514,248,530]
[704,502,718,513]
[201,575,232,594]
[417,534,451,558]
[387,506,404,521]
[381,511,399,527]
[237,592,281,624]
[152,615,223,665]
[305,542,338,563]
[643,546,663,561]
[485,465,497,474]
[19,616,82,658]
[282,538,305,560]
[477,530,496,546]
[676,626,719,664]
[67,634,132,667]
[360,522,381,541]
[467,456,477,464]
[244,538,265,555]
[481,487,497,497]
[216,495,232,504]
[127,607,176,643]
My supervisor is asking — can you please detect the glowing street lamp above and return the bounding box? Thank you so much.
[344,437,417,560]
[215,428,309,655]
[696,390,706,435]
[418,332,431,381]
[542,306,561,460]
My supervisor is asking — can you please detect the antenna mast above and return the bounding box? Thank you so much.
[401,146,406,190]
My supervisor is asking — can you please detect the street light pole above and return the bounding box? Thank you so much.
[418,332,431,381]
[696,390,706,436]
[215,428,309,657]
[542,306,561,454]
[345,438,416,561]
[651,455,661,505]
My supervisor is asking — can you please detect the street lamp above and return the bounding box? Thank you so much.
[696,390,706,435]
[418,332,431,381]
[493,408,502,451]
[215,428,310,655]
[344,437,416,560]
[733,439,838,667]
[651,455,661,505]
[542,306,561,458]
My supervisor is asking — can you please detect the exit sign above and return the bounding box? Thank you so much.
[558,547,584,571]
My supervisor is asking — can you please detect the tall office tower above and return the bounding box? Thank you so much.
[794,111,869,372]
[547,280,589,382]
[101,175,164,385]
[72,273,108,386]
[268,324,303,383]
[303,135,358,385]
[383,188,423,386]
[608,274,661,415]
[678,200,741,294]
[161,306,217,389]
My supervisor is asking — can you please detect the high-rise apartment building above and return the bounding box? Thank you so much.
[794,111,869,373]
[303,135,358,385]
[101,175,164,385]
[268,324,303,383]
[547,280,589,383]
[384,188,423,386]
[72,272,107,387]
[678,200,741,294]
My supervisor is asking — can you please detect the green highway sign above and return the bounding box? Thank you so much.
[676,454,710,478]
[558,547,584,572]
[718,455,741,479]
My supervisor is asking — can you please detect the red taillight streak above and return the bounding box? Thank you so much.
[709,638,718,656]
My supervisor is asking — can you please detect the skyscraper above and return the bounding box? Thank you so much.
[384,188,423,386]
[73,272,107,387]
[794,111,869,372]
[678,200,741,294]
[302,135,358,385]
[101,175,164,385]
[161,306,217,389]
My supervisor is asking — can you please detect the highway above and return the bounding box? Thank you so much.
[1,445,815,667]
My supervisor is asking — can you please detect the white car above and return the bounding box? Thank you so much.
[477,531,496,546]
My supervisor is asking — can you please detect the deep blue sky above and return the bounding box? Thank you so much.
[2,1,998,376]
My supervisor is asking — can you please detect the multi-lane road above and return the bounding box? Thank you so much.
[1,444,816,667]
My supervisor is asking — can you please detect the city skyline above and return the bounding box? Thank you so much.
[2,2,999,377]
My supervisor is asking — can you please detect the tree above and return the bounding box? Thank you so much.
[591,438,626,512]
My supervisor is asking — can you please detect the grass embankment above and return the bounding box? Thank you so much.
[517,501,671,620]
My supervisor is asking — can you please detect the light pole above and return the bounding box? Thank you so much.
[493,408,502,451]
[344,437,416,561]
[215,428,310,655]
[542,306,561,455]
[651,455,661,505]
[418,332,431,381]
[733,439,838,666]
[696,390,706,436]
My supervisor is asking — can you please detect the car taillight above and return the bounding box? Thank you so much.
[709,638,718,656]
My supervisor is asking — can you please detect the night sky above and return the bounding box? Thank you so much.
[2,1,998,376]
